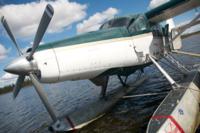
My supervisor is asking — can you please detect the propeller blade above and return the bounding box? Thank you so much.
[29,73,57,122]
[27,4,54,60]
[1,16,22,56]
[13,75,25,98]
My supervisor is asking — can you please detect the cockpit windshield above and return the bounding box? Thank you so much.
[100,17,133,29]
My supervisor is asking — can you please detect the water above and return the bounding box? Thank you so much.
[0,35,200,133]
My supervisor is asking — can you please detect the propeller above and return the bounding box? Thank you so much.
[1,17,22,56]
[29,73,57,122]
[27,4,54,61]
[13,75,25,98]
[2,4,57,122]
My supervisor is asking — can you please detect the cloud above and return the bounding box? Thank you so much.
[0,0,87,38]
[149,0,169,9]
[0,43,9,60]
[76,7,118,34]
[0,73,17,88]
[1,73,17,80]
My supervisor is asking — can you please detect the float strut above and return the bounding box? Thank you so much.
[148,55,180,89]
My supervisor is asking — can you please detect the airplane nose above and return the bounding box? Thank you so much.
[4,63,16,73]
[4,56,38,75]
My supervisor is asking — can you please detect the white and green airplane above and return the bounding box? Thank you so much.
[1,0,200,130]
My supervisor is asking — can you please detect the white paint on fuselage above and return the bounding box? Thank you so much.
[33,32,163,83]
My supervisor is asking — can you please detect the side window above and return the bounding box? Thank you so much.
[137,16,146,30]
[128,22,137,34]
[100,17,132,29]
[128,15,148,34]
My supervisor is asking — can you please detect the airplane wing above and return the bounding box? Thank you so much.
[145,0,200,23]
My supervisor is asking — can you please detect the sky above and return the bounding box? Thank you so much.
[0,0,199,87]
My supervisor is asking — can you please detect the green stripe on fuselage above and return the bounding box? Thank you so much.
[36,27,151,51]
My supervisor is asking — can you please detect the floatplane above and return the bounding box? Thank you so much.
[1,0,200,132]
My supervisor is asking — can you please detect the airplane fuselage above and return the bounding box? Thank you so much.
[5,14,166,84]
[2,1,200,131]
[33,30,164,83]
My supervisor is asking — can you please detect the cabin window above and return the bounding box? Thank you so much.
[99,14,150,35]
[128,15,149,34]
[100,17,133,29]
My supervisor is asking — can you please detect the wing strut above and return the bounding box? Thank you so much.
[171,13,200,42]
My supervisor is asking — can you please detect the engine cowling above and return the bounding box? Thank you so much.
[34,49,60,83]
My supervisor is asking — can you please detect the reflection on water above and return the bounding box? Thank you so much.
[0,35,200,133]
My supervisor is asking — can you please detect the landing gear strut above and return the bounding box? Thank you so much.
[100,76,109,99]
[90,76,109,99]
